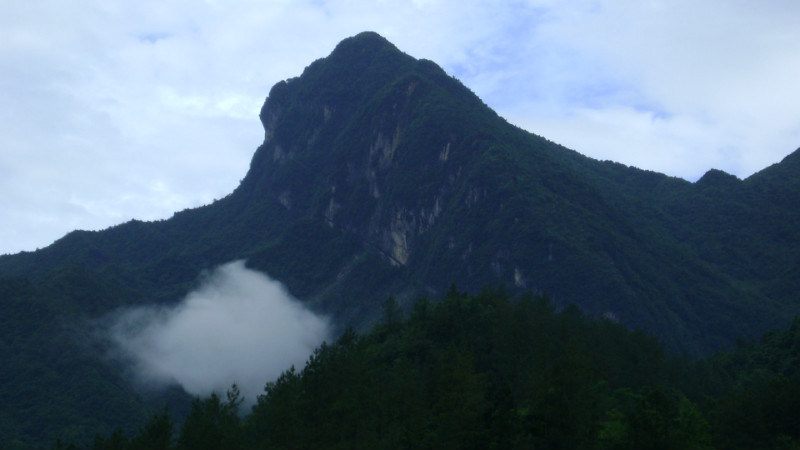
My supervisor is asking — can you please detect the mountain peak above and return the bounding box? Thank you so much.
[696,168,740,188]
[303,31,412,82]
[329,31,398,59]
[257,32,416,135]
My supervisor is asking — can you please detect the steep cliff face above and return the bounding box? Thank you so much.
[238,33,506,292]
[241,35,539,311]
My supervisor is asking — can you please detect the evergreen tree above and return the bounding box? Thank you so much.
[177,386,242,450]
[129,410,173,450]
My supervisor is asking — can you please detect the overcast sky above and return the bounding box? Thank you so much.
[2,1,799,255]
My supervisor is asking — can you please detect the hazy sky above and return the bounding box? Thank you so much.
[2,1,799,255]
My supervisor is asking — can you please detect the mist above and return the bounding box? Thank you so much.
[108,260,330,404]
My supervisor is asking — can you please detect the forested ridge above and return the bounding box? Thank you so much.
[60,289,800,450]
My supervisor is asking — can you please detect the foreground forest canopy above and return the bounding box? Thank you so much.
[61,289,800,450]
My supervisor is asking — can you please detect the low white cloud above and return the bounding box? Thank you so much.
[108,260,330,404]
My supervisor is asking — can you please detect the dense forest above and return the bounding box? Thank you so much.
[55,288,800,450]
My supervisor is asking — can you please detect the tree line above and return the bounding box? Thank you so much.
[55,287,800,450]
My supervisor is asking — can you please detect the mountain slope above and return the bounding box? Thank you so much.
[0,31,799,446]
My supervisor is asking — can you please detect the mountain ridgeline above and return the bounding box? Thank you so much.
[1,32,799,446]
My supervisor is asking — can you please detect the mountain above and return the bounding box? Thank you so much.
[1,31,799,446]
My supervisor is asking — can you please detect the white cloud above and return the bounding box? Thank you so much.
[498,0,800,179]
[1,1,798,254]
[108,260,330,404]
[513,106,730,179]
